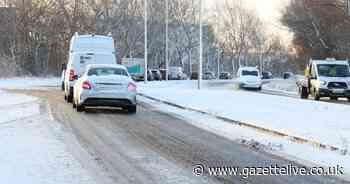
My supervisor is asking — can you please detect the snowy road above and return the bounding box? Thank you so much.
[10,89,349,184]
[207,79,350,105]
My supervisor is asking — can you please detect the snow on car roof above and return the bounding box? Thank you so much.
[312,59,349,65]
[238,67,259,71]
[87,64,127,70]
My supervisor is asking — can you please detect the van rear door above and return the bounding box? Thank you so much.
[77,53,95,76]
[95,53,116,65]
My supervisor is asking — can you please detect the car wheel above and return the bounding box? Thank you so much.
[76,104,85,112]
[67,95,73,103]
[347,97,350,102]
[257,87,262,91]
[127,106,137,114]
[67,88,73,103]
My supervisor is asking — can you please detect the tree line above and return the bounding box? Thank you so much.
[0,0,291,77]
[282,0,350,69]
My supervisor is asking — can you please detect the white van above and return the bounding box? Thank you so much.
[64,33,117,102]
[237,67,262,90]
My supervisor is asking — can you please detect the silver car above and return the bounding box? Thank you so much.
[73,64,137,113]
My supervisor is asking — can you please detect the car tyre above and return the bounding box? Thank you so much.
[76,104,85,112]
[67,88,73,103]
[347,97,350,102]
[127,106,137,114]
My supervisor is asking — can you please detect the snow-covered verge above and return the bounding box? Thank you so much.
[138,81,350,174]
[139,96,350,178]
[0,90,96,184]
[0,77,60,90]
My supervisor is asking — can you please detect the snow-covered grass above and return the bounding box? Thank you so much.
[0,77,60,90]
[138,80,350,158]
[0,90,96,184]
[139,95,350,178]
[139,80,350,149]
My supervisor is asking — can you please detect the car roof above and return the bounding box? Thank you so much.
[239,67,259,71]
[87,64,127,70]
[312,59,349,65]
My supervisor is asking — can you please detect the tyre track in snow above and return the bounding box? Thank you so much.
[9,89,350,184]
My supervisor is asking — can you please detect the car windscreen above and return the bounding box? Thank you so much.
[317,64,350,77]
[242,70,259,76]
[88,67,128,77]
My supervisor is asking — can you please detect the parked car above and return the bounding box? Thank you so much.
[283,72,294,79]
[237,67,262,90]
[262,71,273,79]
[64,33,116,103]
[147,70,154,81]
[203,72,216,80]
[169,67,187,80]
[219,72,232,80]
[73,64,137,113]
[151,69,162,81]
[122,58,145,81]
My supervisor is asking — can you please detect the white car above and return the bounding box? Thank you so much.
[64,33,116,103]
[73,64,137,113]
[237,67,262,90]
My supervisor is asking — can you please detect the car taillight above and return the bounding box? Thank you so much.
[82,81,92,90]
[128,82,137,92]
[69,69,75,81]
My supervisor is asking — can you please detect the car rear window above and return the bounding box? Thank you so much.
[242,70,258,76]
[88,67,128,76]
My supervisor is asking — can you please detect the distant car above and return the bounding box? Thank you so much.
[169,67,187,80]
[262,71,273,79]
[283,72,294,79]
[237,67,262,90]
[219,72,231,80]
[203,72,216,80]
[73,64,137,113]
[151,70,162,81]
[147,70,154,81]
